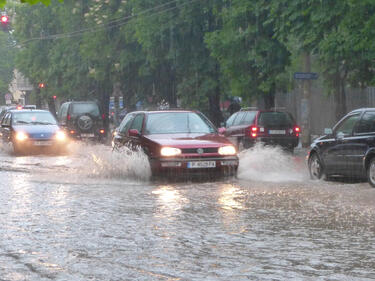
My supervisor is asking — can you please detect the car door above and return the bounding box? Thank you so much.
[226,111,246,143]
[113,113,135,148]
[1,113,12,143]
[128,113,145,150]
[348,111,375,176]
[322,113,361,174]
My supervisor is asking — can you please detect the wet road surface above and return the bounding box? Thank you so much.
[0,142,374,280]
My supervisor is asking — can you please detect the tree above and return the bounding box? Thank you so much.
[205,0,290,109]
[0,0,63,8]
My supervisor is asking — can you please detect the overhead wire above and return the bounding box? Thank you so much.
[20,0,200,45]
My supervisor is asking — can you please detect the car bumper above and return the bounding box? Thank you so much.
[150,156,239,175]
[14,139,67,152]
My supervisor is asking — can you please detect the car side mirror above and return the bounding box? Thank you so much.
[324,128,333,135]
[218,127,226,134]
[128,129,140,137]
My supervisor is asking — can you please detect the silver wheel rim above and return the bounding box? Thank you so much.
[369,162,375,184]
[310,156,321,179]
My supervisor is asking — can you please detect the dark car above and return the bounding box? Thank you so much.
[222,108,300,152]
[57,101,107,142]
[0,109,68,155]
[112,110,239,177]
[308,108,375,187]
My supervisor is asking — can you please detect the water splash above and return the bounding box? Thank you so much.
[237,143,307,182]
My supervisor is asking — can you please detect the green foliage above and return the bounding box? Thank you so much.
[0,31,15,97]
[0,0,63,8]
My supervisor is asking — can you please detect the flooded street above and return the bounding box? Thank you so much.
[0,142,374,280]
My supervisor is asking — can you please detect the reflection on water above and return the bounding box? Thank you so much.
[152,185,189,218]
[218,184,246,211]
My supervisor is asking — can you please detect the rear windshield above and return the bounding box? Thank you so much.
[258,112,294,127]
[71,103,100,117]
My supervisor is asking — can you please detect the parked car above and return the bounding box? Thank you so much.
[112,110,239,177]
[0,109,68,155]
[307,108,375,187]
[57,101,107,142]
[222,108,300,152]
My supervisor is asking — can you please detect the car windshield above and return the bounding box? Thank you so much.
[71,103,100,117]
[258,112,294,127]
[145,112,216,134]
[12,111,57,125]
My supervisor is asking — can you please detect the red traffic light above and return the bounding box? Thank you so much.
[38,83,45,88]
[53,95,57,100]
[1,15,8,24]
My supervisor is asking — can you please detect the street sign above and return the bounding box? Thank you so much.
[4,93,12,100]
[294,72,318,80]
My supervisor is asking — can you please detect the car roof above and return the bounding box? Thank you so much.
[129,109,197,114]
[349,108,375,114]
[9,109,51,113]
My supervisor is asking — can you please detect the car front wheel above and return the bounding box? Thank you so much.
[308,153,324,180]
[367,158,375,188]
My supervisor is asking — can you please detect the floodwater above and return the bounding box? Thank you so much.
[0,142,374,280]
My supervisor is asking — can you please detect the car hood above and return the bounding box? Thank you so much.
[144,133,234,148]
[13,124,60,134]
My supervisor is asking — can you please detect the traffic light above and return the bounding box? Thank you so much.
[38,83,45,88]
[1,15,8,24]
[1,15,9,31]
[53,95,57,100]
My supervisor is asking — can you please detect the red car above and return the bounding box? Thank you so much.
[222,108,300,152]
[112,110,239,177]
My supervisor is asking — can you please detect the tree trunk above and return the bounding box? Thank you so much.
[208,88,223,127]
[333,72,347,122]
[263,90,275,110]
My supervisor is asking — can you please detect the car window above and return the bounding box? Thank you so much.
[71,103,100,117]
[119,113,134,134]
[258,112,294,127]
[232,112,246,126]
[130,114,144,133]
[225,112,238,128]
[335,114,360,137]
[145,112,215,134]
[355,111,375,134]
[2,113,11,126]
[240,111,256,125]
[59,103,69,121]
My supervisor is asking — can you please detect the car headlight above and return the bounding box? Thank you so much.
[218,145,236,155]
[15,132,28,141]
[160,147,182,157]
[55,131,66,141]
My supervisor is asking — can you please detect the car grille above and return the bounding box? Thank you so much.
[181,147,218,154]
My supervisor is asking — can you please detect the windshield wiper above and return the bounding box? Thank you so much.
[15,121,30,124]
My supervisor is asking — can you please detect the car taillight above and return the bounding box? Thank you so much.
[250,126,258,138]
[102,114,106,120]
[294,126,301,137]
[99,129,105,134]
[67,114,71,121]
[70,130,75,134]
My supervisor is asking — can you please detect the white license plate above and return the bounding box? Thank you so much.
[269,130,286,135]
[81,133,95,137]
[187,161,216,168]
[34,141,52,146]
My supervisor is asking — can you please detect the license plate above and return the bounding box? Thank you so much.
[187,161,216,168]
[269,130,286,135]
[81,133,95,137]
[34,141,52,146]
